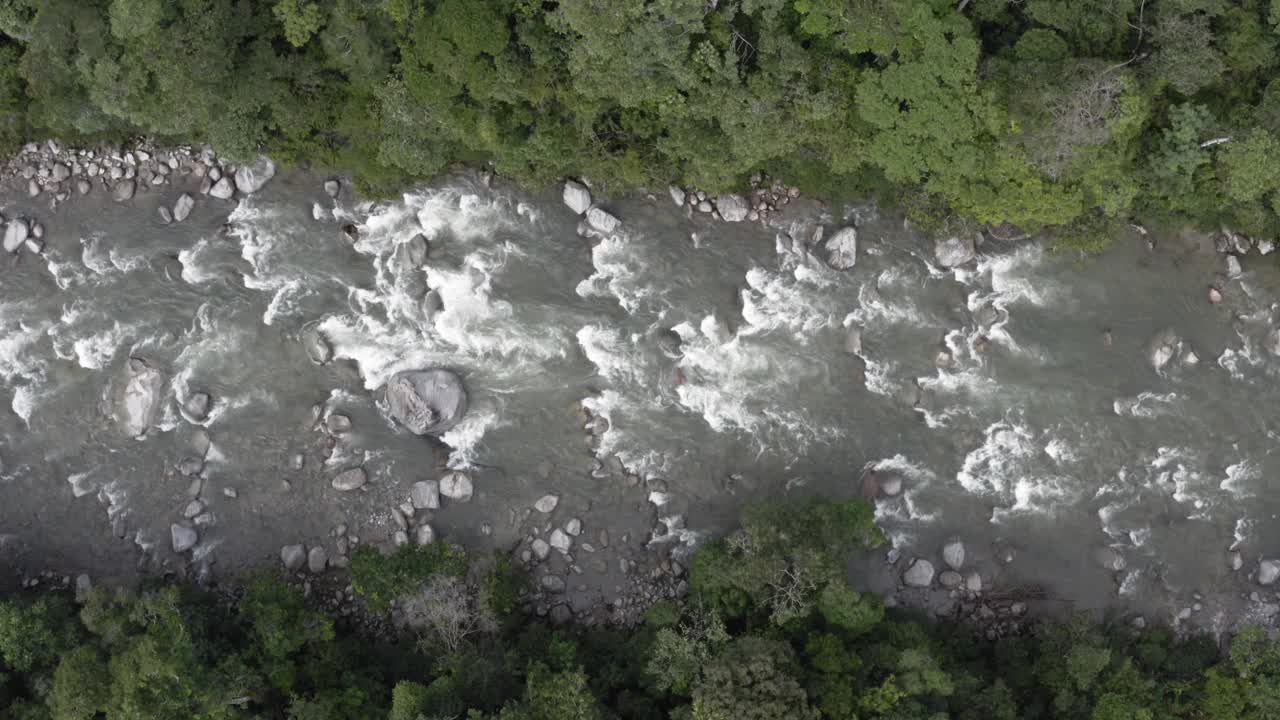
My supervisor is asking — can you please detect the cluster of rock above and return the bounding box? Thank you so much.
[899,538,983,595]
[4,138,275,209]
[2,213,45,256]
[564,179,622,239]
[669,172,801,223]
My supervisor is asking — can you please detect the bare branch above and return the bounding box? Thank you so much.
[1200,137,1232,148]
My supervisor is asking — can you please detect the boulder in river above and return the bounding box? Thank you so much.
[563,180,592,215]
[308,546,328,573]
[440,471,473,502]
[324,178,341,198]
[384,369,468,435]
[173,193,195,223]
[414,524,435,546]
[939,570,963,588]
[331,467,367,491]
[534,494,559,513]
[422,290,444,322]
[302,326,332,365]
[716,194,749,222]
[209,177,235,200]
[903,558,935,587]
[942,539,965,570]
[325,414,352,434]
[281,544,306,571]
[1146,329,1180,372]
[170,524,198,553]
[112,179,137,202]
[1259,560,1280,585]
[405,233,429,267]
[410,480,440,510]
[935,233,977,267]
[3,218,28,253]
[118,360,165,437]
[824,227,858,270]
[183,392,211,421]
[234,156,276,194]
[668,185,686,207]
[586,206,620,234]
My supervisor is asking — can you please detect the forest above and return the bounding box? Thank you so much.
[1,497,1279,719]
[0,0,1279,250]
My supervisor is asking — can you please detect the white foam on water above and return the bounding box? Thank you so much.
[440,404,504,470]
[1220,460,1259,497]
[1113,391,1180,418]
[739,265,841,340]
[0,302,54,423]
[956,417,1081,521]
[178,238,222,284]
[577,232,663,314]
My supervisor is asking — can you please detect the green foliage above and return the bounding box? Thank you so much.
[349,540,467,610]
[816,583,883,635]
[273,0,323,47]
[0,595,80,673]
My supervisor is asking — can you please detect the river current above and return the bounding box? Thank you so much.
[1,170,1278,625]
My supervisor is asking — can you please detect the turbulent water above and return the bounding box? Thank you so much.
[2,170,1279,623]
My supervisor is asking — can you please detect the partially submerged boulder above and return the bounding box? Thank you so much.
[118,359,165,437]
[3,219,27,253]
[234,156,276,194]
[332,467,367,491]
[716,194,749,222]
[935,234,977,268]
[563,180,592,215]
[1146,328,1180,372]
[825,227,858,270]
[586,207,620,235]
[384,369,468,435]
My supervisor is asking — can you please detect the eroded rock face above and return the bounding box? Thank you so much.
[384,369,468,435]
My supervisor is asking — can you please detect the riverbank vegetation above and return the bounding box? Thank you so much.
[2,1,1280,249]
[1,497,1278,719]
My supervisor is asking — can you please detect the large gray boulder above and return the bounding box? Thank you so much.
[118,361,165,436]
[112,179,137,202]
[3,219,28,253]
[331,467,367,491]
[170,524,198,553]
[825,227,858,270]
[716,194,750,222]
[563,180,592,215]
[934,234,977,267]
[209,177,235,200]
[173,193,195,222]
[281,544,306,571]
[384,369,468,435]
[586,207,620,234]
[903,558,935,587]
[440,471,473,502]
[410,480,440,510]
[1259,560,1280,585]
[942,539,965,570]
[234,156,276,194]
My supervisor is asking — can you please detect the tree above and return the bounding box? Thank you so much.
[690,637,819,720]
[0,596,80,673]
[47,646,109,720]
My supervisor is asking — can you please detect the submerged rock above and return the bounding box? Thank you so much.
[331,467,367,491]
[183,392,211,421]
[384,369,468,435]
[234,156,276,194]
[405,233,430,267]
[563,180,592,215]
[302,326,333,365]
[935,234,977,267]
[1094,546,1127,572]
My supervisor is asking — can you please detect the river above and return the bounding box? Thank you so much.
[1,166,1278,628]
